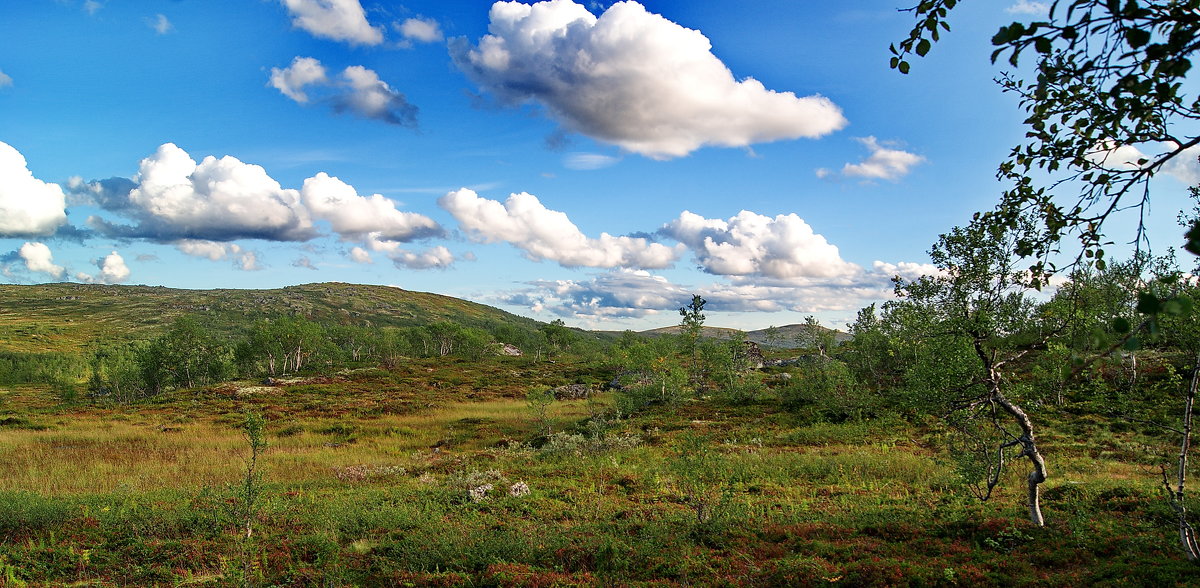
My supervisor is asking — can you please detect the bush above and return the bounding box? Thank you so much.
[780,358,876,423]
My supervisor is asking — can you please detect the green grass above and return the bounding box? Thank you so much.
[2,366,1199,586]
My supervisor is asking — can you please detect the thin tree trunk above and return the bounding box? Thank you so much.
[1166,350,1200,560]
[978,340,1047,526]
[993,385,1047,527]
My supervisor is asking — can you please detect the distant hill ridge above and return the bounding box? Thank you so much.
[632,323,851,349]
[0,282,541,353]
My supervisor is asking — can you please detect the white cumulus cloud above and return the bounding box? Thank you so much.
[1082,140,1200,185]
[451,0,847,159]
[0,141,67,237]
[281,0,383,46]
[19,242,64,279]
[269,58,418,127]
[173,239,262,271]
[391,245,455,269]
[77,251,130,284]
[90,143,315,242]
[0,70,12,88]
[439,188,684,269]
[838,136,925,181]
[397,17,443,43]
[302,172,442,243]
[502,267,895,321]
[661,210,860,280]
[349,246,373,264]
[269,56,328,103]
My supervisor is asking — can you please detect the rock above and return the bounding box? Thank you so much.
[552,383,591,400]
[743,341,765,370]
[496,343,523,357]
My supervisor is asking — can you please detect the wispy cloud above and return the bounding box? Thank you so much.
[819,136,925,182]
[1007,1,1049,14]
[147,14,174,35]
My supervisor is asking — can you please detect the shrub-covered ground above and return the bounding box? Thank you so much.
[1,355,1198,586]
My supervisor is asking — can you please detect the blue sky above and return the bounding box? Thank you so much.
[1,0,1195,331]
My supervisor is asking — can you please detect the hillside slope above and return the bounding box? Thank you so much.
[0,282,542,353]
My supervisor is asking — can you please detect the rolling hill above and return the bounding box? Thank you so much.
[0,282,543,353]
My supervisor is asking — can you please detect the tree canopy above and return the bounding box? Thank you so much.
[894,0,1200,283]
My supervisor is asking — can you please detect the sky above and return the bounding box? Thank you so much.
[1,0,1197,332]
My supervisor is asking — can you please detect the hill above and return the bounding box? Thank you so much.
[637,323,852,349]
[0,282,543,353]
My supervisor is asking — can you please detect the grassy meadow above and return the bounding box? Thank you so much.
[1,353,1198,587]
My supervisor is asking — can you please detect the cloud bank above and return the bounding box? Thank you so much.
[451,0,846,159]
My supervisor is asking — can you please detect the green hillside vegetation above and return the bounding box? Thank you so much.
[1,246,1200,585]
[0,282,543,353]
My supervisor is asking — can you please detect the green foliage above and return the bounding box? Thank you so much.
[781,358,874,424]
[678,294,706,378]
[669,433,742,539]
[895,0,1200,276]
[524,386,555,439]
[0,351,86,387]
[706,332,765,405]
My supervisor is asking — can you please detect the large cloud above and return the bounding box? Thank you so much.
[281,0,383,46]
[661,210,860,280]
[0,141,68,237]
[89,143,316,242]
[439,188,684,269]
[270,58,418,127]
[19,242,64,279]
[301,172,442,241]
[451,0,847,159]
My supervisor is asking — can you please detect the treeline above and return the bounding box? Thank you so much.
[83,315,591,403]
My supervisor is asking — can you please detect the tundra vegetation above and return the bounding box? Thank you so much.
[1,249,1200,586]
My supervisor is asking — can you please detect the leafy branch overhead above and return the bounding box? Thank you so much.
[895,0,1200,284]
